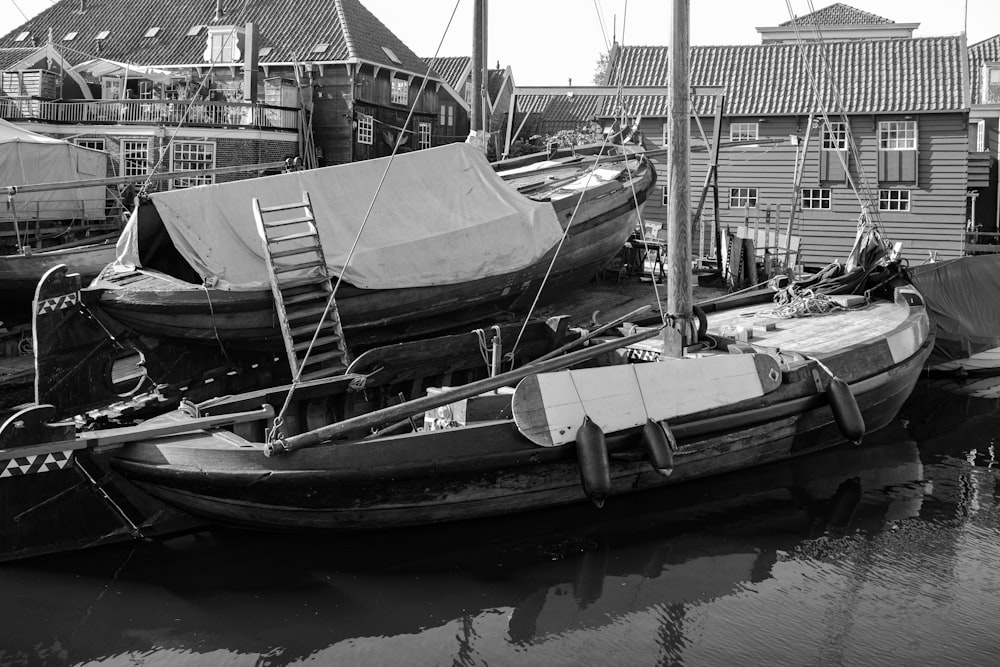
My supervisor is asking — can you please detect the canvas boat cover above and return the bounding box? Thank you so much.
[113,143,565,290]
[908,254,1000,365]
[0,119,108,223]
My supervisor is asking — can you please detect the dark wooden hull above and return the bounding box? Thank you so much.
[91,164,654,349]
[112,295,934,532]
[0,241,118,315]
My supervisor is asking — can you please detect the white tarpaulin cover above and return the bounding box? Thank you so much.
[0,119,108,222]
[114,142,565,290]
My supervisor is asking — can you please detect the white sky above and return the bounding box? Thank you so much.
[2,0,997,86]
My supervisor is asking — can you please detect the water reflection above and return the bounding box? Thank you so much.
[1,379,999,666]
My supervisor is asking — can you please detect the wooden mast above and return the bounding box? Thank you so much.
[663,0,695,357]
[470,0,487,142]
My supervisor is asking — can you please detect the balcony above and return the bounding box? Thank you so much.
[0,96,299,131]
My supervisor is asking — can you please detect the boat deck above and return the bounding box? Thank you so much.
[706,298,906,357]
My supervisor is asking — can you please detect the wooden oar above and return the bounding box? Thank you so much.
[265,328,660,456]
[531,304,654,365]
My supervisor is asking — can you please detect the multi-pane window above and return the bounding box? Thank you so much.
[121,140,149,177]
[170,141,216,189]
[661,185,668,206]
[730,122,758,142]
[357,113,373,145]
[207,28,240,63]
[821,122,847,150]
[801,188,831,209]
[75,138,106,151]
[729,187,758,208]
[878,189,910,211]
[976,120,986,153]
[662,122,669,145]
[438,104,454,126]
[417,122,431,149]
[391,78,408,105]
[879,121,917,150]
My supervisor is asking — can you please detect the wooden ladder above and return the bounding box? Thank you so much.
[253,191,351,380]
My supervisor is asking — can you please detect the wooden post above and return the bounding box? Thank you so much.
[663,0,695,358]
[471,0,486,138]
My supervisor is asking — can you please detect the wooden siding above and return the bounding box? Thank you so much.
[641,112,969,267]
[311,66,354,166]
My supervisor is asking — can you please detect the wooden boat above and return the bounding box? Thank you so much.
[108,270,932,531]
[1,309,585,562]
[907,254,1000,375]
[0,233,119,314]
[103,0,934,535]
[86,142,656,351]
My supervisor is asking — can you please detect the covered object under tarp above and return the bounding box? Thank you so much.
[908,254,1000,368]
[112,142,565,290]
[0,118,108,223]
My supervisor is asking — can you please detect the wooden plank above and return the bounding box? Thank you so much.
[511,353,783,446]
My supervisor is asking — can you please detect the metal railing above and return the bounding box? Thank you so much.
[0,96,299,131]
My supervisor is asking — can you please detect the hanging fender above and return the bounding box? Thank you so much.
[575,416,611,508]
[642,418,675,477]
[827,376,865,444]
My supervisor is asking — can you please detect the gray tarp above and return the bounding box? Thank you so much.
[0,118,108,222]
[113,142,564,290]
[909,254,1000,365]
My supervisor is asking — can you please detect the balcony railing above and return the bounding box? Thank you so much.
[0,96,299,131]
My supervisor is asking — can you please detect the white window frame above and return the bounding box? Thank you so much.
[879,121,917,150]
[357,113,373,145]
[662,121,668,145]
[661,185,668,206]
[417,122,432,149]
[878,189,910,211]
[801,188,831,209]
[121,139,150,178]
[75,138,106,152]
[169,141,216,189]
[821,122,847,151]
[391,78,408,105]
[729,187,758,209]
[976,120,986,153]
[439,103,454,127]
[206,27,242,64]
[730,122,758,142]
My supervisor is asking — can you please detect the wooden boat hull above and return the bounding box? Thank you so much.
[90,163,654,349]
[0,240,118,314]
[112,289,934,532]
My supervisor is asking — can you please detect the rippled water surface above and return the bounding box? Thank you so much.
[2,377,1000,666]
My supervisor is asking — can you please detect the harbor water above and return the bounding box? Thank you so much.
[2,376,999,666]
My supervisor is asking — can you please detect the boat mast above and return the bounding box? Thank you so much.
[470,0,488,148]
[663,0,695,357]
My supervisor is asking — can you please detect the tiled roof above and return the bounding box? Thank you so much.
[604,38,965,117]
[423,56,469,90]
[0,0,432,76]
[780,3,892,27]
[514,92,603,127]
[970,35,1000,106]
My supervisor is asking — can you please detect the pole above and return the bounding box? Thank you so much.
[471,0,485,140]
[266,328,660,455]
[663,0,694,358]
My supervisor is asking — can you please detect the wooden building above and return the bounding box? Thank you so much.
[593,4,971,267]
[423,55,513,157]
[968,34,1000,249]
[0,0,456,192]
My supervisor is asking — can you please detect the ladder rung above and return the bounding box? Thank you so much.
[293,335,342,351]
[289,321,340,337]
[258,202,309,214]
[268,231,319,243]
[274,260,326,273]
[300,350,348,367]
[286,303,330,320]
[281,289,329,306]
[270,244,321,260]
